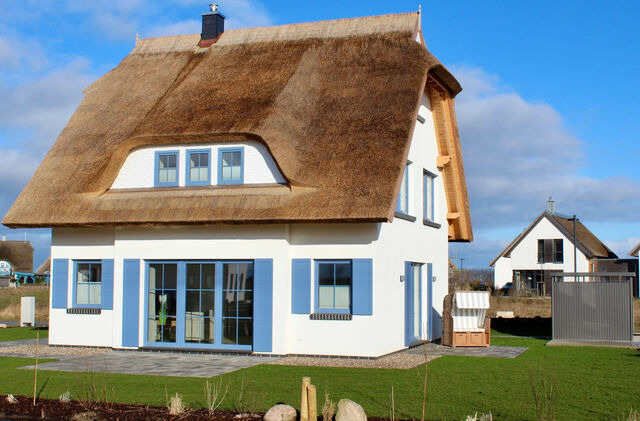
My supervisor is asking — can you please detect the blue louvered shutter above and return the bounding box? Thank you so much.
[291,259,311,314]
[51,259,69,309]
[101,259,114,310]
[352,258,373,315]
[253,259,273,352]
[122,259,140,348]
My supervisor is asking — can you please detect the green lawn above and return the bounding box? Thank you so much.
[0,327,48,342]
[0,334,638,420]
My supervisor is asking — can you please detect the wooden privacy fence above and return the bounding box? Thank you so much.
[552,280,633,343]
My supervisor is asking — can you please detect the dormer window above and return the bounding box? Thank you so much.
[155,151,179,187]
[186,149,211,186]
[218,147,244,185]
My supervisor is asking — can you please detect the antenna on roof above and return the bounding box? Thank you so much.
[546,197,554,214]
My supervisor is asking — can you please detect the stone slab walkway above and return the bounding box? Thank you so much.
[405,343,528,358]
[19,351,278,378]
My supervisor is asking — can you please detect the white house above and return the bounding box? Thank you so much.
[2,10,472,357]
[490,203,618,296]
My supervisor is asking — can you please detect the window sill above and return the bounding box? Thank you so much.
[310,313,353,321]
[67,308,102,315]
[422,219,441,229]
[394,212,416,222]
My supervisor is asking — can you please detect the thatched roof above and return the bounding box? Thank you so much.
[3,12,470,240]
[0,241,33,273]
[489,211,616,266]
[35,256,50,275]
[629,242,640,257]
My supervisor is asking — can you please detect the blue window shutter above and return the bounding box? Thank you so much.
[122,259,140,348]
[404,261,413,347]
[51,259,69,309]
[253,259,273,352]
[352,259,373,315]
[101,259,114,310]
[291,259,311,314]
[426,263,433,340]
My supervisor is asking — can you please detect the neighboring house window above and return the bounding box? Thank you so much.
[317,261,352,312]
[396,163,409,214]
[75,261,101,305]
[218,147,244,184]
[423,170,435,222]
[155,151,179,187]
[186,149,210,186]
[537,239,564,263]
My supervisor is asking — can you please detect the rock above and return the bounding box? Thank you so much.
[0,324,7,328]
[496,311,514,318]
[335,399,367,421]
[71,411,104,421]
[263,404,297,421]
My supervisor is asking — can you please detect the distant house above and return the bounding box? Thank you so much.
[0,237,34,286]
[2,10,472,356]
[490,202,624,296]
[630,242,640,296]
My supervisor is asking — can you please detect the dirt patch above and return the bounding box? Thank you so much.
[489,297,551,318]
[0,394,261,421]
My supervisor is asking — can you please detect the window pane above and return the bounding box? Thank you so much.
[318,285,334,308]
[237,263,253,290]
[158,169,167,183]
[149,264,163,290]
[237,318,252,345]
[223,290,237,317]
[186,291,200,313]
[334,285,350,309]
[159,155,168,169]
[199,168,208,181]
[89,264,101,283]
[89,284,101,304]
[237,291,252,317]
[223,318,237,344]
[202,264,215,289]
[222,264,235,290]
[190,168,199,182]
[222,152,231,167]
[148,318,159,342]
[76,283,89,304]
[162,316,177,342]
[186,264,200,289]
[185,314,201,343]
[318,263,333,286]
[164,290,177,315]
[164,264,177,289]
[201,291,215,316]
[203,317,215,343]
[232,151,241,166]
[222,166,231,180]
[335,263,351,286]
[77,264,90,283]
[231,166,241,180]
[167,168,177,183]
[167,155,176,168]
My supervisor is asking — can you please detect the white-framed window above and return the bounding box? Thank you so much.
[423,170,436,222]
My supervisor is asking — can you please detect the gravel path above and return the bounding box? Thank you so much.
[0,344,108,358]
[270,352,438,369]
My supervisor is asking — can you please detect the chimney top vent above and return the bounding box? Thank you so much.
[546,197,555,214]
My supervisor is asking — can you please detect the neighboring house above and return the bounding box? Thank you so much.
[630,243,640,297]
[2,9,472,356]
[0,237,34,287]
[490,202,619,296]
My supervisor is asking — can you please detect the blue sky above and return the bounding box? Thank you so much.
[1,1,639,269]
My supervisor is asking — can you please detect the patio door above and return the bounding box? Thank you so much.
[405,262,422,346]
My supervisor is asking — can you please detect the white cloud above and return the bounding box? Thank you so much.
[604,237,640,258]
[454,66,640,229]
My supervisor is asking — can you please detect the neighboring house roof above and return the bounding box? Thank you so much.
[35,256,50,275]
[2,12,472,241]
[489,211,616,266]
[0,241,34,273]
[630,242,640,257]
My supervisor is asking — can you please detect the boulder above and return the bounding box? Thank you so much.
[264,404,297,421]
[71,411,104,421]
[0,323,8,328]
[336,399,367,421]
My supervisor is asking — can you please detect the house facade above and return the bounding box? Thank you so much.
[3,11,472,357]
[0,237,34,287]
[490,205,620,296]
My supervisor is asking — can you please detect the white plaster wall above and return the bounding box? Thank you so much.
[49,228,116,346]
[504,216,590,276]
[494,257,512,289]
[111,141,285,189]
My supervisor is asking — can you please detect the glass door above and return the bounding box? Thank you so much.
[185,263,216,344]
[222,263,254,346]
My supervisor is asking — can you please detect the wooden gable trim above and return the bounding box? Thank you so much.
[427,75,473,242]
[630,242,640,257]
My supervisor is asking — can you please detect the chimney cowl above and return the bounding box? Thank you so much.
[546,197,555,214]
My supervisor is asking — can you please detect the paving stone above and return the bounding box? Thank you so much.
[405,343,527,358]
